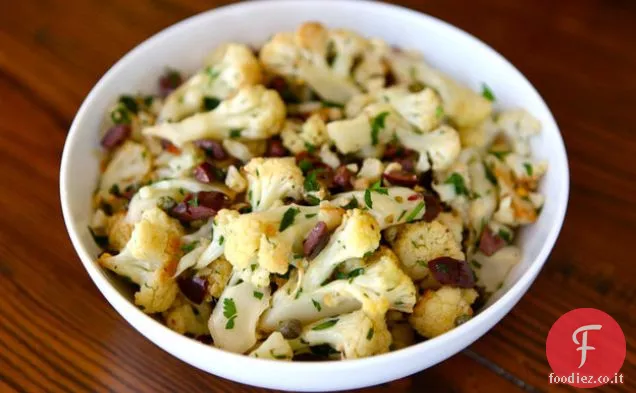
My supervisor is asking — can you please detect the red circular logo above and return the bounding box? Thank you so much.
[546,308,625,388]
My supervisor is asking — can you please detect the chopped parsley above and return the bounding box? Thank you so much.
[490,150,511,160]
[187,194,199,207]
[298,159,313,173]
[250,264,257,272]
[118,95,139,113]
[304,142,317,153]
[523,163,533,176]
[471,260,482,269]
[483,163,498,185]
[270,351,288,360]
[295,288,303,300]
[312,299,322,311]
[253,291,264,300]
[498,229,512,243]
[342,197,359,210]
[322,100,344,108]
[304,171,320,192]
[435,106,444,119]
[364,189,373,209]
[109,184,120,196]
[305,213,318,218]
[444,173,469,196]
[312,319,338,331]
[229,129,242,139]
[180,241,199,254]
[404,201,425,222]
[370,111,390,145]
[366,328,374,340]
[279,207,300,232]
[397,209,407,222]
[305,195,321,205]
[481,83,496,102]
[218,235,224,246]
[223,298,237,329]
[368,180,388,195]
[203,96,221,110]
[205,66,220,80]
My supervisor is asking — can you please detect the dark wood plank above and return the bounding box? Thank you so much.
[0,0,634,392]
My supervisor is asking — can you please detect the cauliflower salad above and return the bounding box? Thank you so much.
[90,22,547,360]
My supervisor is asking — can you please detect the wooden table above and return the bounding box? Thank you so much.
[1,0,634,392]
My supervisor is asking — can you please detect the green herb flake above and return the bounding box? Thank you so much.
[343,197,359,210]
[203,96,221,111]
[523,163,533,176]
[305,213,318,218]
[397,209,407,222]
[223,298,238,329]
[110,104,132,125]
[279,207,300,232]
[490,150,510,160]
[304,171,320,192]
[270,351,288,360]
[109,184,120,196]
[295,287,303,300]
[498,229,512,243]
[218,235,225,246]
[369,180,389,195]
[483,163,498,186]
[304,142,317,153]
[229,129,242,139]
[253,291,264,300]
[404,201,425,222]
[312,319,339,331]
[364,189,373,209]
[481,83,496,102]
[205,66,220,80]
[471,260,482,269]
[312,299,322,311]
[187,195,199,207]
[180,241,199,254]
[435,106,444,119]
[143,96,154,108]
[346,268,365,282]
[370,111,390,146]
[298,159,313,173]
[322,100,344,108]
[305,195,321,206]
[444,172,469,196]
[366,328,374,340]
[118,95,139,114]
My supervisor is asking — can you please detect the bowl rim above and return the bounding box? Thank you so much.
[60,0,569,374]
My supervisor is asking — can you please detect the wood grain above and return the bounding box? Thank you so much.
[1,0,634,392]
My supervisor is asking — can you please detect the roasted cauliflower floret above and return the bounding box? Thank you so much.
[347,86,442,133]
[388,50,492,128]
[99,141,151,201]
[496,109,541,156]
[159,43,262,122]
[106,211,134,251]
[153,143,205,180]
[223,203,343,274]
[409,286,478,338]
[326,104,409,157]
[384,220,464,281]
[98,207,183,313]
[280,114,329,154]
[162,294,212,336]
[260,22,388,104]
[396,124,462,173]
[330,187,426,230]
[224,165,247,193]
[244,157,304,211]
[144,85,286,147]
[300,309,392,359]
[209,271,271,353]
[472,246,521,293]
[260,247,415,331]
[249,332,294,360]
[302,209,381,291]
[196,256,233,299]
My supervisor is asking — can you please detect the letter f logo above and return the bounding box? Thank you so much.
[572,324,602,368]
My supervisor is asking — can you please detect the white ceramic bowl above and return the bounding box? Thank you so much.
[60,0,569,391]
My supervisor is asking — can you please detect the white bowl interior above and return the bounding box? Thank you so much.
[60,1,568,391]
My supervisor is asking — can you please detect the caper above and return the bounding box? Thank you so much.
[454,314,472,327]
[157,196,177,211]
[278,319,302,339]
